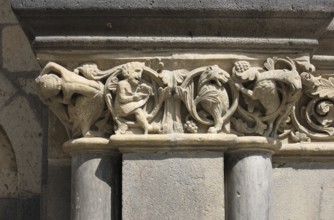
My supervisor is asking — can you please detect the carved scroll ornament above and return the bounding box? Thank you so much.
[36,57,323,142]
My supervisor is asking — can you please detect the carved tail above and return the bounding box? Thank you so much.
[257,70,302,92]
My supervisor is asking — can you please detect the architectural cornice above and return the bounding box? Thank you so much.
[11,0,334,54]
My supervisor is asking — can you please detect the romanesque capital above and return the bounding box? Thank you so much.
[35,56,331,144]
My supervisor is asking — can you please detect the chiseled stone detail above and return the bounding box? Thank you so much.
[36,57,315,140]
[290,72,334,141]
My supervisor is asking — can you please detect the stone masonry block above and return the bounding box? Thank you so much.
[0,95,42,195]
[123,151,225,220]
[0,71,17,108]
[0,0,17,24]
[2,25,40,72]
[272,163,334,220]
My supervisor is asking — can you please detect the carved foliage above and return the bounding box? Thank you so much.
[36,57,316,139]
[290,72,334,140]
[230,57,302,137]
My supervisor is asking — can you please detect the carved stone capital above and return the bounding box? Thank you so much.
[35,55,328,148]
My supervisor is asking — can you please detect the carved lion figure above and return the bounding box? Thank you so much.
[195,65,231,133]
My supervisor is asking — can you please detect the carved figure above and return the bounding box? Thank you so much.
[35,58,319,140]
[36,62,105,138]
[232,58,302,136]
[113,62,159,134]
[175,65,235,133]
[195,65,231,133]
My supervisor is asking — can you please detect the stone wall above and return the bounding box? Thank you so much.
[272,162,334,220]
[0,0,43,219]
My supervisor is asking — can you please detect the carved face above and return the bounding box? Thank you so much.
[128,67,143,86]
[122,62,145,86]
[35,74,62,98]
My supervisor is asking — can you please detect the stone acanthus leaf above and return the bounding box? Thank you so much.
[290,72,334,141]
[35,57,325,142]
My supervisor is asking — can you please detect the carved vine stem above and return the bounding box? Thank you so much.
[36,57,323,142]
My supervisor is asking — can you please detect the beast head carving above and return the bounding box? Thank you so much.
[200,65,230,87]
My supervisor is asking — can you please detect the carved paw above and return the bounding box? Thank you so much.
[208,127,219,134]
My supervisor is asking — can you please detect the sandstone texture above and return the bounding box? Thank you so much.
[123,152,225,220]
[272,163,334,220]
[0,0,17,24]
[2,25,40,72]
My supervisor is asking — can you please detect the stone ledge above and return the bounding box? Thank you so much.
[63,134,280,154]
[63,136,334,161]
[11,0,334,16]
[12,0,333,52]
[275,142,334,162]
[33,36,319,52]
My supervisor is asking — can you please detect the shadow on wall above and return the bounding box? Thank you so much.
[0,125,18,198]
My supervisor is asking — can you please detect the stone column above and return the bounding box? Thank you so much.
[225,150,273,220]
[71,152,121,220]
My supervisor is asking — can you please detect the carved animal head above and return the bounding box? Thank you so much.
[74,63,100,79]
[300,72,317,89]
[201,65,230,86]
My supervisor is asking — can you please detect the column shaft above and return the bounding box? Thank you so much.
[226,151,272,220]
[71,153,121,220]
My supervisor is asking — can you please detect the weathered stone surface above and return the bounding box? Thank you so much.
[0,199,17,219]
[2,25,40,72]
[11,0,333,52]
[17,77,39,96]
[0,95,42,195]
[0,126,18,197]
[226,152,272,220]
[16,196,41,220]
[0,197,40,220]
[72,153,121,220]
[272,163,334,220]
[45,159,71,220]
[0,0,17,24]
[0,71,17,107]
[123,152,224,220]
[48,113,70,159]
